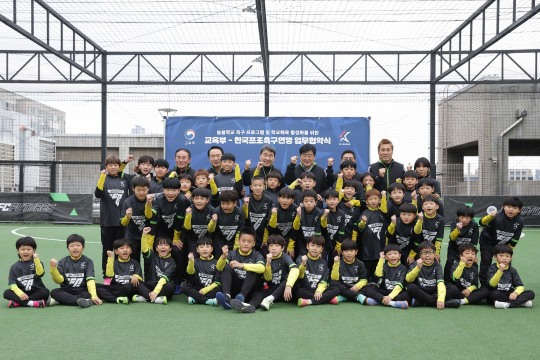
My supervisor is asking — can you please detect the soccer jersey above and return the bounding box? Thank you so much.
[296,256,329,289]
[358,208,387,261]
[226,249,264,279]
[323,208,346,248]
[152,193,190,239]
[264,188,280,205]
[95,174,130,227]
[387,218,420,252]
[266,253,297,285]
[214,206,245,248]
[8,259,47,292]
[487,264,524,292]
[144,252,176,283]
[447,220,479,261]
[450,260,479,290]
[335,258,367,288]
[298,207,324,253]
[417,196,445,217]
[149,175,166,194]
[110,258,142,285]
[121,195,149,239]
[338,200,361,228]
[189,257,220,288]
[246,194,273,245]
[57,255,95,289]
[408,261,443,289]
[375,262,407,292]
[268,204,298,239]
[385,199,403,220]
[480,212,524,248]
[417,213,445,250]
[214,170,243,196]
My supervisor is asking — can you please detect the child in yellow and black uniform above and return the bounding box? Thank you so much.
[96,238,142,304]
[132,227,176,304]
[182,187,215,255]
[49,234,102,308]
[406,241,460,309]
[361,244,410,309]
[181,237,221,306]
[95,154,130,281]
[488,244,535,309]
[330,239,367,303]
[215,227,265,310]
[322,190,346,264]
[445,243,489,306]
[267,187,300,259]
[4,236,50,308]
[210,152,243,207]
[296,235,340,307]
[230,234,299,313]
[386,203,422,266]
[243,175,274,254]
[412,195,444,261]
[209,190,245,258]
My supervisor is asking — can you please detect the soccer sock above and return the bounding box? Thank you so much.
[266,295,275,302]
[307,299,312,305]
[26,301,35,307]
[388,301,395,307]
[460,299,468,305]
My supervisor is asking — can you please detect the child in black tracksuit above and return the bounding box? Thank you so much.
[209,190,245,258]
[386,203,422,266]
[445,206,479,283]
[330,239,367,303]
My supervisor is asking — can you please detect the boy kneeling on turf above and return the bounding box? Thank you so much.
[215,227,265,310]
[296,235,340,307]
[4,236,50,308]
[488,244,535,309]
[181,237,221,306]
[445,244,488,306]
[231,234,299,313]
[361,244,410,309]
[96,238,142,304]
[50,234,102,308]
[406,241,460,309]
[132,227,176,304]
[330,239,368,304]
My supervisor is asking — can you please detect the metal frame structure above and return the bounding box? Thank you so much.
[1,0,539,167]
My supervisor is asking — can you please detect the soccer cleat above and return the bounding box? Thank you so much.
[216,292,232,310]
[230,299,256,313]
[521,300,533,308]
[103,278,112,286]
[260,297,273,311]
[365,298,379,306]
[46,297,59,307]
[153,296,168,305]
[329,296,339,305]
[77,298,93,308]
[444,299,461,309]
[393,301,409,310]
[116,297,129,305]
[235,293,245,303]
[297,298,310,307]
[337,295,348,303]
[187,297,196,305]
[174,284,182,296]
[494,301,510,309]
[206,298,218,306]
[132,295,148,303]
[8,300,20,308]
[356,294,366,304]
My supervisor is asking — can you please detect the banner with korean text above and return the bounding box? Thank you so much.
[165,116,370,172]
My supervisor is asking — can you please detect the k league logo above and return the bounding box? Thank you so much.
[338,130,351,145]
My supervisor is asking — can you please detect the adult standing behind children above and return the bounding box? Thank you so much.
[243,144,284,187]
[368,139,405,193]
[170,148,196,179]
[284,144,330,194]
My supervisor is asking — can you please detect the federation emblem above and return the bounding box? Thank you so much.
[339,130,351,145]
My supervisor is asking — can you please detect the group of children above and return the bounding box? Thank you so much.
[4,144,535,311]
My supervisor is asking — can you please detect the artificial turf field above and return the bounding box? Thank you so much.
[0,223,539,359]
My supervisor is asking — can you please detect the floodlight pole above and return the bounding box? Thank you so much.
[101,52,107,165]
[255,0,270,116]
[429,51,436,178]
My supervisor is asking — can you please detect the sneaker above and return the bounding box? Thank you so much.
[77,298,93,308]
[46,296,59,307]
[297,298,310,307]
[7,300,20,308]
[103,278,112,286]
[521,300,533,308]
[445,299,461,309]
[216,292,232,310]
[260,297,273,311]
[187,297,196,305]
[329,296,339,305]
[116,297,129,305]
[132,295,147,303]
[365,298,379,306]
[34,300,46,308]
[235,293,245,303]
[393,301,409,310]
[494,300,510,309]
[174,284,182,295]
[154,296,167,305]
[206,298,218,306]
[356,294,366,304]
[337,295,348,303]
[230,299,256,313]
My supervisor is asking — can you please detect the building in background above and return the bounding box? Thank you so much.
[438,81,540,196]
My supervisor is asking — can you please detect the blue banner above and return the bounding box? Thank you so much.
[165,117,370,174]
